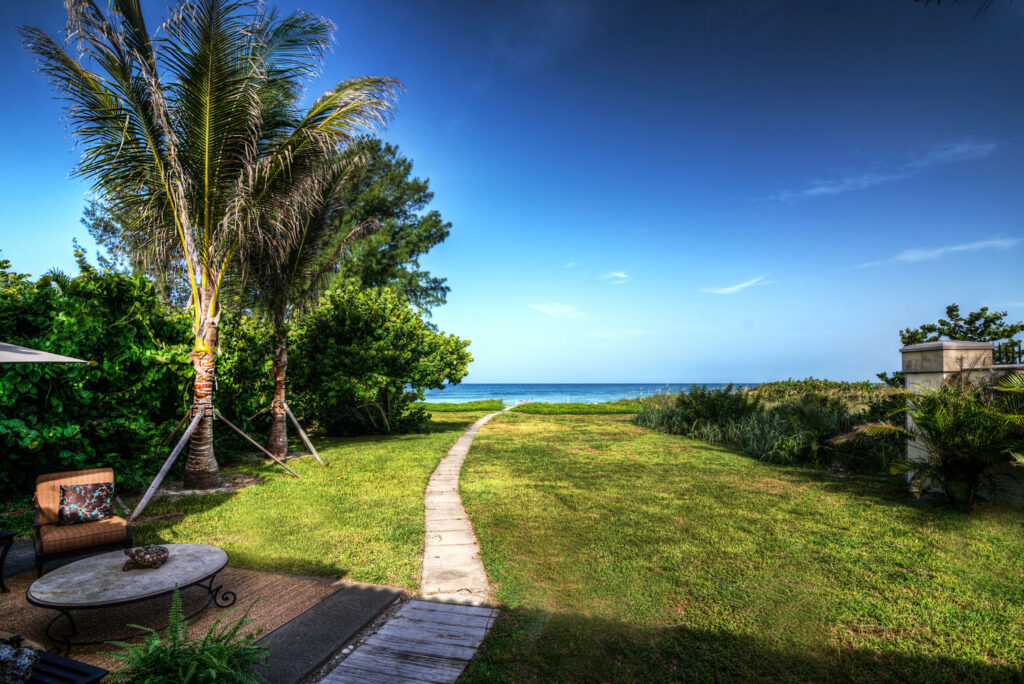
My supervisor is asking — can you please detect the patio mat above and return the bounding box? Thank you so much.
[0,566,338,671]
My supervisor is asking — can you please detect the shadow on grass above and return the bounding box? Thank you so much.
[464,608,1022,683]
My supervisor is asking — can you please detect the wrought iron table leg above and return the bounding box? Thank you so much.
[43,608,75,656]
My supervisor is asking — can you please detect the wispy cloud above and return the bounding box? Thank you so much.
[702,274,770,295]
[771,139,997,202]
[855,237,1022,268]
[530,303,586,319]
[565,261,578,268]
[601,271,630,285]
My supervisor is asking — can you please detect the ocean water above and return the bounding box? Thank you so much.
[421,383,758,404]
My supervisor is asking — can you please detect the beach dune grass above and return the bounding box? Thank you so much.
[460,413,1024,682]
[132,411,487,589]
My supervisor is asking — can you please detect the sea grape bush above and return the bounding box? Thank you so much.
[0,255,193,497]
[1,255,470,499]
[289,286,471,435]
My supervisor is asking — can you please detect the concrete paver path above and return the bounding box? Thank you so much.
[319,407,510,683]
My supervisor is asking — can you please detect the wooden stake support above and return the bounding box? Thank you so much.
[214,409,301,478]
[282,400,324,466]
[131,410,205,522]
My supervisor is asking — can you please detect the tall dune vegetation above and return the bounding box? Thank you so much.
[21,0,399,488]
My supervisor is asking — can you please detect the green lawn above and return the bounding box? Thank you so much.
[133,411,485,589]
[460,413,1024,683]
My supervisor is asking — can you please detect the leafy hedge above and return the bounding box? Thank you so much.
[289,286,471,435]
[1,261,471,500]
[1,256,193,497]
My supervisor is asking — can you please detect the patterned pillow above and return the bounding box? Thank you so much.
[58,482,115,525]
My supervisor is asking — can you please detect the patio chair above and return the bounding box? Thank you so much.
[33,468,132,577]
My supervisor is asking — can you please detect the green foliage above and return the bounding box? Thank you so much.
[420,400,506,412]
[0,255,192,498]
[511,400,643,415]
[213,312,276,452]
[635,380,902,472]
[676,383,761,423]
[332,139,451,311]
[107,588,267,683]
[289,286,471,435]
[844,375,1024,506]
[899,303,1024,345]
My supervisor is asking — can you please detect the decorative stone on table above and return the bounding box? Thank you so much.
[0,643,38,684]
[123,545,170,571]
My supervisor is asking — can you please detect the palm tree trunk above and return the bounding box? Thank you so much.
[267,323,288,459]
[184,286,221,490]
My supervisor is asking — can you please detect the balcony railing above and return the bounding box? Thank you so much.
[993,340,1024,365]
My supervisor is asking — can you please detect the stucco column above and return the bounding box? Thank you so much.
[900,341,993,462]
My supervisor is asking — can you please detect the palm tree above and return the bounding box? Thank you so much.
[22,0,399,488]
[239,154,379,458]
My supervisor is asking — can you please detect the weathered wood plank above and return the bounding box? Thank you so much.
[406,600,496,617]
[374,622,488,649]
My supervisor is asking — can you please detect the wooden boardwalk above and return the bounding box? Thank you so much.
[318,408,510,683]
[320,600,497,683]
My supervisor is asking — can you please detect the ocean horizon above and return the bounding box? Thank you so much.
[421,382,760,405]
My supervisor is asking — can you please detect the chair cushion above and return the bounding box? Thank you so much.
[36,468,115,525]
[38,516,128,554]
[58,482,114,525]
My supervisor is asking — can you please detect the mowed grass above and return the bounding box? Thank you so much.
[461,413,1024,683]
[133,411,485,589]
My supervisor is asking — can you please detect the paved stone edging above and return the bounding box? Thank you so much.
[421,406,511,604]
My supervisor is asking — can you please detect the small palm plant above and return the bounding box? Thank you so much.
[107,588,267,683]
[841,373,1024,507]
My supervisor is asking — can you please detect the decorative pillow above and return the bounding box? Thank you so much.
[0,643,39,684]
[58,482,115,525]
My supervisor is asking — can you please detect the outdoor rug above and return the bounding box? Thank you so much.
[0,566,339,671]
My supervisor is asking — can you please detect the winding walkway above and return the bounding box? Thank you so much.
[320,407,511,683]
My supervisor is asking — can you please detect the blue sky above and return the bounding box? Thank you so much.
[2,1,1022,383]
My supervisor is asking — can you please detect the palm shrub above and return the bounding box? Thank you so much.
[107,588,267,683]
[843,374,1024,506]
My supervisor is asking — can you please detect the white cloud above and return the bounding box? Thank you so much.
[856,237,1021,268]
[601,271,630,285]
[530,303,585,319]
[894,238,1021,263]
[771,139,997,202]
[702,274,770,295]
[565,261,578,268]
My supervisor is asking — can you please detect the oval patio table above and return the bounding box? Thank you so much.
[26,543,235,654]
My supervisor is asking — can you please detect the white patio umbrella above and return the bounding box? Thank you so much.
[0,342,88,364]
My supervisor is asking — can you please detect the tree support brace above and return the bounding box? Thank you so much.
[131,410,205,522]
[214,409,301,479]
[282,400,324,466]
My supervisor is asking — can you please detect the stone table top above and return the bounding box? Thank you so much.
[27,544,227,608]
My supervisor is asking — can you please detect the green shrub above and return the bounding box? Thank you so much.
[289,286,471,435]
[512,401,642,415]
[635,380,902,473]
[0,256,192,498]
[107,588,267,683]
[419,400,505,412]
[674,384,760,425]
